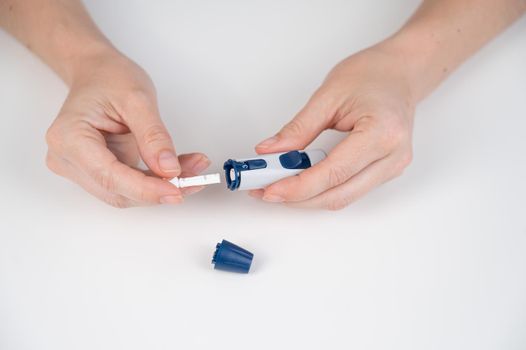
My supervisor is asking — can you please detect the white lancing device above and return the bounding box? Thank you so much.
[223,149,326,191]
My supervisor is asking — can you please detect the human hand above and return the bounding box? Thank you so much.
[45,50,209,208]
[252,43,415,210]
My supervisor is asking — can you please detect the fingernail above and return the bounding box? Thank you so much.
[159,150,181,173]
[160,195,184,204]
[191,157,211,174]
[262,194,284,203]
[256,136,279,149]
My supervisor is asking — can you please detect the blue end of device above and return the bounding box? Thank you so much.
[212,240,253,273]
[223,159,242,190]
[223,158,267,191]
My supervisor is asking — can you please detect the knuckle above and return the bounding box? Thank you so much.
[281,118,305,137]
[142,124,171,147]
[393,150,413,176]
[122,88,155,113]
[399,149,413,168]
[391,167,404,178]
[381,119,408,151]
[136,176,150,202]
[328,163,351,187]
[105,196,132,209]
[92,167,116,193]
[45,152,62,175]
[326,196,352,211]
[45,124,63,151]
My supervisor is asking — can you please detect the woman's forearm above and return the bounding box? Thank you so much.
[0,0,116,85]
[386,0,526,103]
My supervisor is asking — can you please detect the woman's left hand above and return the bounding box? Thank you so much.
[252,43,416,210]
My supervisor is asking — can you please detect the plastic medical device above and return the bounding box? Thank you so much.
[212,239,253,273]
[223,149,326,191]
[170,173,221,188]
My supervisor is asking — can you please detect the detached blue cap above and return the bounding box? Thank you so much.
[212,240,253,273]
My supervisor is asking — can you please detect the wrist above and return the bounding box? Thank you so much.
[64,41,122,86]
[46,15,122,87]
[378,27,454,104]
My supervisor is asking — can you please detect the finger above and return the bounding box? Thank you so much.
[178,153,210,176]
[180,185,206,197]
[248,189,264,199]
[135,153,211,197]
[177,153,211,197]
[139,153,210,177]
[47,151,139,208]
[255,91,333,154]
[71,169,143,208]
[261,120,390,202]
[123,93,181,178]
[63,128,183,204]
[288,152,409,210]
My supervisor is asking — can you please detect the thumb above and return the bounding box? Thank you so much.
[127,104,181,178]
[255,95,332,154]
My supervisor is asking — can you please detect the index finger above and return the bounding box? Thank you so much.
[64,134,183,204]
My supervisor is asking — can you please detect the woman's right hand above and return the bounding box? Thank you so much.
[46,49,210,208]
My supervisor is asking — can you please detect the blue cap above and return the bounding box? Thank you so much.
[212,240,254,273]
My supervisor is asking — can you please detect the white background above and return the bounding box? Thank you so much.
[1,1,525,349]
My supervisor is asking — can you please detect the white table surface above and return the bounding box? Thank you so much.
[1,1,525,349]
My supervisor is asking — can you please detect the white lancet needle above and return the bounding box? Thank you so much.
[170,173,221,188]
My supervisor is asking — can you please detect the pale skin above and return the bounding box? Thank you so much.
[0,1,524,209]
